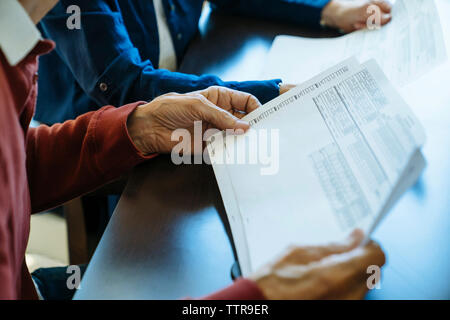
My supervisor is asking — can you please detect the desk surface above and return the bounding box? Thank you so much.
[74,8,450,300]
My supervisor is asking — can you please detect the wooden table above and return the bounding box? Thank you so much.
[74,7,450,300]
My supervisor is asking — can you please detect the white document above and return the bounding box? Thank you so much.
[208,59,425,276]
[262,0,447,87]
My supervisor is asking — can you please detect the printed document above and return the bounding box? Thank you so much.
[262,0,447,87]
[207,59,425,276]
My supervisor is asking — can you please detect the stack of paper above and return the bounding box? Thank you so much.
[262,0,447,87]
[207,58,426,276]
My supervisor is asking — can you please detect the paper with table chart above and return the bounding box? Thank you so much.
[207,58,426,276]
[262,0,447,87]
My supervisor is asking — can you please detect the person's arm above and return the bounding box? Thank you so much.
[26,102,156,213]
[210,0,331,28]
[26,85,385,300]
[200,230,385,299]
[38,0,281,113]
[26,86,259,215]
[210,0,392,33]
[123,87,386,300]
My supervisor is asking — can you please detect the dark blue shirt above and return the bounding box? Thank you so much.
[36,0,330,124]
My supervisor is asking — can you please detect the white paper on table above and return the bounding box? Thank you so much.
[261,0,447,87]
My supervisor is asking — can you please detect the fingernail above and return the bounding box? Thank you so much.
[234,119,250,132]
[350,229,365,241]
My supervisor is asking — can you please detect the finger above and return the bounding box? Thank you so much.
[232,112,247,119]
[279,83,297,95]
[191,95,250,132]
[276,229,364,266]
[380,13,392,25]
[328,240,386,273]
[356,12,391,31]
[319,242,385,299]
[201,86,262,114]
[319,241,386,288]
[324,280,370,300]
[372,0,392,13]
[223,87,261,114]
[280,241,385,299]
[353,22,367,30]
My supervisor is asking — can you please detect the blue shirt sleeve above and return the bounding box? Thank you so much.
[39,0,281,114]
[210,0,331,28]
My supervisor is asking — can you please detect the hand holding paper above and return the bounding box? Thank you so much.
[250,230,386,300]
[208,58,425,276]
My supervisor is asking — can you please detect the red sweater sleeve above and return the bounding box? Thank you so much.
[200,278,266,300]
[26,103,155,213]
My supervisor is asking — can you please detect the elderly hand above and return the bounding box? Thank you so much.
[127,86,262,154]
[321,0,392,33]
[249,230,386,299]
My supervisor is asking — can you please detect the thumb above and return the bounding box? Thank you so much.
[372,0,392,13]
[195,96,250,132]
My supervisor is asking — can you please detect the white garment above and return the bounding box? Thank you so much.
[0,0,41,66]
[153,0,177,71]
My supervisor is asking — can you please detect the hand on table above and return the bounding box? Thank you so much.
[250,230,386,299]
[127,86,262,154]
[321,0,392,33]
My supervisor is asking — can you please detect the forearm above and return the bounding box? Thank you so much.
[26,102,155,213]
[40,1,281,112]
[210,0,332,28]
[127,64,281,106]
[83,48,281,107]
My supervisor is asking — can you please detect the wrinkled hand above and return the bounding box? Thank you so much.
[250,230,386,299]
[321,0,392,33]
[127,86,262,154]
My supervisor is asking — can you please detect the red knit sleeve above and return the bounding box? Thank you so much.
[200,278,266,300]
[26,102,156,213]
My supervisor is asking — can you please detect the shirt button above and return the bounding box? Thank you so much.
[170,4,176,11]
[177,33,182,40]
[99,82,108,92]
